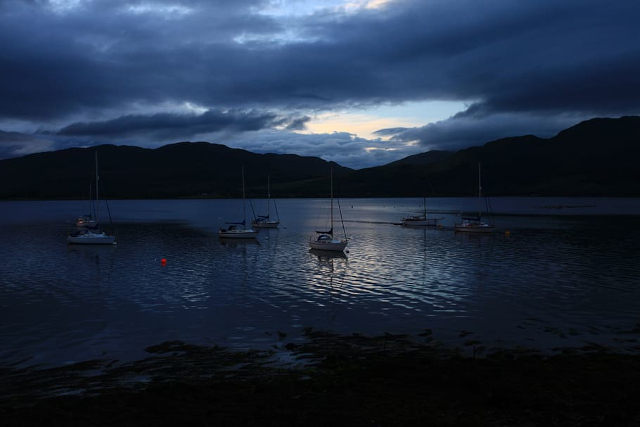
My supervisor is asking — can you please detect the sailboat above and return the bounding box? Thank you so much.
[401,196,442,227]
[67,152,117,245]
[309,167,348,252]
[75,182,98,229]
[251,175,280,229]
[454,163,495,233]
[219,167,258,239]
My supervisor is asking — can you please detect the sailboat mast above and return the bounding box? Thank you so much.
[89,182,95,220]
[478,162,482,217]
[330,167,334,235]
[242,167,246,227]
[95,151,100,223]
[267,175,270,217]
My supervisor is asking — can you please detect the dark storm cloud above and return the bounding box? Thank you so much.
[378,109,579,152]
[0,0,639,167]
[3,0,638,119]
[0,130,54,159]
[55,109,279,139]
[0,0,282,120]
[285,116,311,131]
[373,127,409,137]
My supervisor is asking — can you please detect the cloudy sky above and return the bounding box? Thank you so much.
[1,0,638,168]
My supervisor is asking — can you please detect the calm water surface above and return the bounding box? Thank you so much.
[1,197,640,368]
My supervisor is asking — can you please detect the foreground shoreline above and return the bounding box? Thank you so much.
[2,330,640,426]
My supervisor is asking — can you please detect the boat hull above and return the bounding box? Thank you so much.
[454,224,495,233]
[219,229,258,239]
[67,233,116,245]
[309,237,347,252]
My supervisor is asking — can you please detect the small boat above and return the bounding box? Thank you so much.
[220,167,258,239]
[68,152,116,245]
[454,163,495,233]
[67,229,117,245]
[218,222,258,239]
[454,216,495,233]
[402,196,442,227]
[251,175,280,229]
[309,167,348,252]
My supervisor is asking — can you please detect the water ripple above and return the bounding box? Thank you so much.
[2,199,640,367]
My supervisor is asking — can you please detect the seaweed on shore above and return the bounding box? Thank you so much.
[2,331,640,426]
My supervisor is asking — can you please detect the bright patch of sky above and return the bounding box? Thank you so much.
[259,0,392,17]
[47,0,84,13]
[124,2,193,18]
[300,100,466,140]
[343,0,394,12]
[233,29,318,45]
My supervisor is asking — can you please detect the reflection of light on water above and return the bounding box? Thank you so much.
[350,225,480,315]
[4,199,640,368]
[306,249,350,332]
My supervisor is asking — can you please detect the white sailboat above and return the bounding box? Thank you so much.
[309,167,348,252]
[67,152,117,245]
[251,175,280,229]
[219,167,258,239]
[401,196,442,227]
[454,163,495,233]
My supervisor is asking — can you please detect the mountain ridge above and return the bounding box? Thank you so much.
[1,116,639,199]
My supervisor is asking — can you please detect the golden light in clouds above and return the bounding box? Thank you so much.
[295,100,466,141]
[298,111,423,140]
[343,0,395,11]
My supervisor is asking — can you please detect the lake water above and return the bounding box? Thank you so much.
[1,197,640,368]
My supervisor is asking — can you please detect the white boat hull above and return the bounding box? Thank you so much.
[67,232,116,245]
[309,236,348,252]
[219,229,258,239]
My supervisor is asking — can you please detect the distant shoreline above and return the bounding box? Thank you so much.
[1,195,640,201]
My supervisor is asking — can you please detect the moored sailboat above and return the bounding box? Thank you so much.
[454,163,495,233]
[401,196,442,227]
[251,175,280,229]
[219,167,258,239]
[309,167,348,252]
[67,152,117,245]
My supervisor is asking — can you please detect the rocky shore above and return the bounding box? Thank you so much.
[2,329,640,426]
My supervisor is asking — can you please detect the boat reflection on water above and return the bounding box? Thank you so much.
[66,244,117,283]
[5,197,640,368]
[308,249,349,327]
[67,242,117,263]
[219,238,260,247]
[456,231,495,245]
[309,248,348,263]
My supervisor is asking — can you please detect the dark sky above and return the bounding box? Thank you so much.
[1,0,638,168]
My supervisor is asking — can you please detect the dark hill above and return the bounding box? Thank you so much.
[0,142,351,199]
[1,116,639,199]
[340,116,640,197]
[384,150,452,168]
